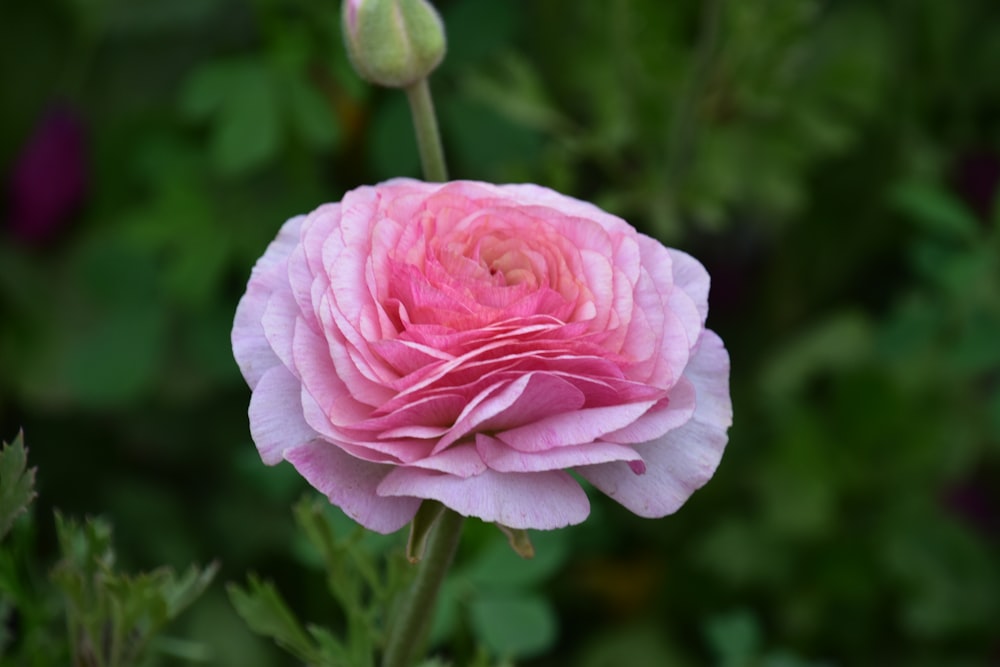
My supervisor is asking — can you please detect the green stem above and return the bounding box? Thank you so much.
[381,508,464,667]
[405,78,449,182]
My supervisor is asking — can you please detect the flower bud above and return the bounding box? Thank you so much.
[342,0,446,88]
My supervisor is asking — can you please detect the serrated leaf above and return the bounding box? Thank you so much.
[227,575,319,661]
[0,432,36,540]
[165,562,219,617]
[469,595,556,659]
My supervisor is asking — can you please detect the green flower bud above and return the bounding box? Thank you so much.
[342,0,446,88]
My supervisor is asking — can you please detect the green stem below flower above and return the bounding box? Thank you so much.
[405,78,449,182]
[381,507,464,667]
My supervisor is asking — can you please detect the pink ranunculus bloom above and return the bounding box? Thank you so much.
[232,180,732,533]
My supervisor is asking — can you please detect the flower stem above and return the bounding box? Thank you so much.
[405,78,449,182]
[381,508,464,667]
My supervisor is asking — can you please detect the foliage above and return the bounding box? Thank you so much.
[0,434,216,667]
[0,432,36,540]
[228,497,412,667]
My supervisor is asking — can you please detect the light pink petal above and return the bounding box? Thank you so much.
[619,267,666,373]
[477,434,641,473]
[490,183,634,236]
[292,317,372,426]
[436,372,586,451]
[408,443,486,477]
[577,330,731,517]
[249,365,320,464]
[666,284,702,359]
[261,292,301,372]
[287,244,321,333]
[496,399,659,452]
[232,284,281,390]
[232,215,305,387]
[376,467,590,529]
[602,376,696,444]
[668,247,710,323]
[320,293,395,405]
[285,441,420,534]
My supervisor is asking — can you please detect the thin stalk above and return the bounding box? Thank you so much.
[381,509,464,667]
[405,78,449,182]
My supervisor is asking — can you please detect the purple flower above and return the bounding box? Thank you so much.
[6,104,87,244]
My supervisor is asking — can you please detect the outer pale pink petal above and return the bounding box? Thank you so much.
[436,372,586,451]
[477,434,641,473]
[232,215,305,388]
[408,443,486,477]
[602,376,697,444]
[292,317,371,426]
[491,183,634,236]
[668,247,710,322]
[249,365,321,464]
[261,293,301,372]
[285,441,421,534]
[577,330,731,517]
[496,400,659,452]
[376,467,590,529]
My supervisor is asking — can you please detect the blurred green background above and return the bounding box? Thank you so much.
[2,0,999,664]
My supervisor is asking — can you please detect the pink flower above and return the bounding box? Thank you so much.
[232,180,732,533]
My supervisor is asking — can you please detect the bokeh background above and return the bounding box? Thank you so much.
[2,0,999,665]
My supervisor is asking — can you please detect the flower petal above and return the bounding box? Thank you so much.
[477,434,641,473]
[285,441,421,534]
[496,399,659,452]
[249,365,320,464]
[376,467,590,529]
[232,215,304,388]
[577,330,731,517]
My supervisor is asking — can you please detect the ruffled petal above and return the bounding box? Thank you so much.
[285,441,421,534]
[249,365,320,464]
[376,467,590,529]
[477,434,641,473]
[232,215,305,388]
[577,330,731,516]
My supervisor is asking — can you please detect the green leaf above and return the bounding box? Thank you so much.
[213,62,281,175]
[0,432,36,540]
[180,58,282,176]
[407,500,446,563]
[283,72,339,150]
[165,562,220,617]
[468,595,556,659]
[703,609,763,667]
[465,530,567,589]
[227,575,321,662]
[760,311,872,405]
[890,181,981,243]
[495,525,534,559]
[179,60,235,120]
